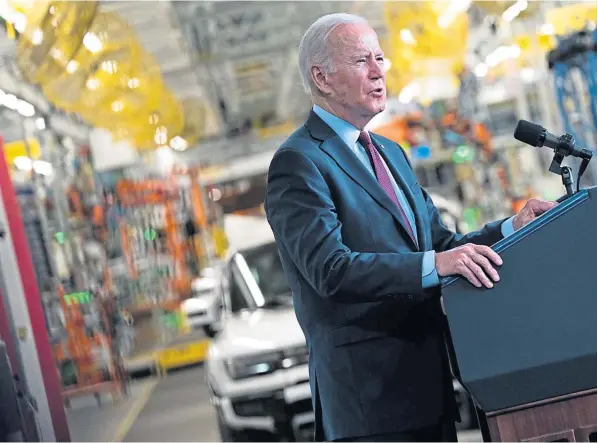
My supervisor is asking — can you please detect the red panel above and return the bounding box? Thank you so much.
[0,137,71,441]
[0,136,19,370]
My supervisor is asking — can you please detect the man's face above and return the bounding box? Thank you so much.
[317,23,386,123]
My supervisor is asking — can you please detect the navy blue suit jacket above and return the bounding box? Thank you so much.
[265,111,505,440]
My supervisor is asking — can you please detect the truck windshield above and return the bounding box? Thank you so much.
[241,242,292,307]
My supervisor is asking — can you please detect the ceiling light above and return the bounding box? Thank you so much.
[4,94,17,110]
[32,29,43,45]
[539,23,554,35]
[400,29,416,45]
[12,11,26,33]
[0,3,10,20]
[208,188,222,202]
[35,117,46,130]
[398,81,421,104]
[33,161,53,176]
[507,44,521,58]
[14,156,32,171]
[17,100,35,117]
[149,113,159,125]
[13,157,52,176]
[86,78,100,90]
[169,136,188,152]
[485,44,520,67]
[437,0,472,29]
[101,60,117,74]
[155,134,168,145]
[502,0,528,23]
[383,58,392,73]
[50,47,65,63]
[66,61,79,73]
[154,126,168,145]
[127,78,140,88]
[83,32,102,53]
[111,101,124,112]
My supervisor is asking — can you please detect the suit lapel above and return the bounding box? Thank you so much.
[305,111,419,250]
[372,134,428,251]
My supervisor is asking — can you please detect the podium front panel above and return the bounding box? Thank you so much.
[441,188,597,412]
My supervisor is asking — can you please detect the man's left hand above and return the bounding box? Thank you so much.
[513,198,557,231]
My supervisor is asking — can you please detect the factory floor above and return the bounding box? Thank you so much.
[66,365,483,442]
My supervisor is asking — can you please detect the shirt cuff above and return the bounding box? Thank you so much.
[422,250,441,289]
[501,216,516,238]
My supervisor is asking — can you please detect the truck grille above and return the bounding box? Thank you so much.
[287,397,313,416]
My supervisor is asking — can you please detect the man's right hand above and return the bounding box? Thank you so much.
[435,244,503,289]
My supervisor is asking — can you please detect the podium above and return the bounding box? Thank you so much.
[441,187,597,442]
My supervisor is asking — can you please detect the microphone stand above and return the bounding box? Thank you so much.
[560,166,574,198]
[547,134,594,199]
[548,151,575,198]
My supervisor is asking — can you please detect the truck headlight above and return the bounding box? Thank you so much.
[224,352,281,380]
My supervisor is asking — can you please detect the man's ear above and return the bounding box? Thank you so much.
[311,65,332,95]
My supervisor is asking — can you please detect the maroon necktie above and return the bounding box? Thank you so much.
[358,131,416,243]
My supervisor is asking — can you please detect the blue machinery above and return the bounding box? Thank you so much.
[548,28,597,152]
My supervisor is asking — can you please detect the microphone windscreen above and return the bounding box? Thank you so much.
[514,120,544,147]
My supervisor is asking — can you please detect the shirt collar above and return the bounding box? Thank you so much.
[312,105,361,149]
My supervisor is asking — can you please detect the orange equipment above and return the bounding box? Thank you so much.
[441,110,495,160]
[372,112,431,149]
[115,178,191,304]
[440,109,519,206]
[53,285,124,405]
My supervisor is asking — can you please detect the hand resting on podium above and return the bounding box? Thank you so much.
[512,198,557,230]
[434,198,557,289]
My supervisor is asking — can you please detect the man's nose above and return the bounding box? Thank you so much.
[368,59,384,78]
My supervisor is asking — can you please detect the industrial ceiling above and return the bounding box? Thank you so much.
[0,1,560,166]
[1,1,386,162]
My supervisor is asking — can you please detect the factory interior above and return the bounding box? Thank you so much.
[0,0,596,441]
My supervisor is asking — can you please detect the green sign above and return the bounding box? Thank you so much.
[63,291,92,306]
[144,229,157,241]
[55,232,66,244]
[463,207,482,231]
[452,145,474,164]
[161,312,183,329]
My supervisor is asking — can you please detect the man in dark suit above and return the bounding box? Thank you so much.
[264,13,555,442]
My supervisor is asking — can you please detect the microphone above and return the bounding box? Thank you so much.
[514,119,594,196]
[514,120,593,160]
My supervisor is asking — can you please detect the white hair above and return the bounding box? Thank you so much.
[298,13,368,96]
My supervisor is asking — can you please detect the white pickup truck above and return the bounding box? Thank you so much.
[205,195,476,441]
[182,267,224,337]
